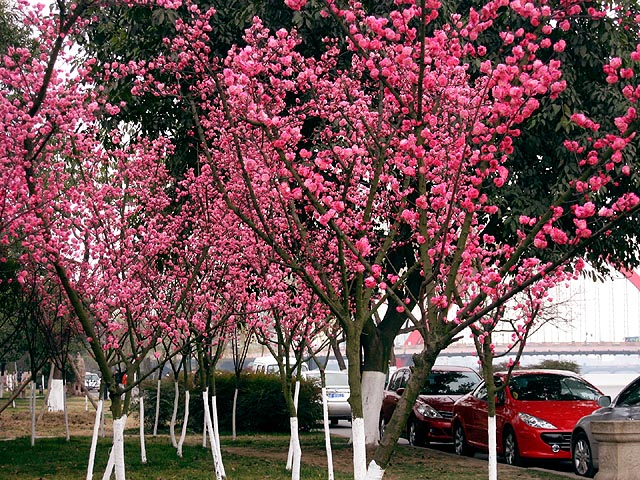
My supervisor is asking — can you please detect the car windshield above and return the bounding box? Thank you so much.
[509,373,601,401]
[308,372,349,387]
[324,372,349,387]
[616,378,640,406]
[420,371,480,395]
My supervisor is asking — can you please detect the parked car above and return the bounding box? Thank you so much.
[250,356,309,378]
[307,370,351,425]
[84,372,100,390]
[380,365,481,446]
[571,374,640,477]
[452,370,604,466]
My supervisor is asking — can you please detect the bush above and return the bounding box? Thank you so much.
[142,372,322,434]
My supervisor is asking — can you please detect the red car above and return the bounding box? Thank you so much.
[451,370,604,466]
[380,365,481,446]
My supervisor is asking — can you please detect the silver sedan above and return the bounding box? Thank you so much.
[571,375,640,477]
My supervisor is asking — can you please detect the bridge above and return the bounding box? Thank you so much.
[396,341,640,358]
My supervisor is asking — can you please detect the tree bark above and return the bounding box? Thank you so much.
[86,399,103,480]
[30,381,36,447]
[177,390,190,457]
[63,380,70,441]
[321,386,335,480]
[286,381,301,471]
[367,351,438,478]
[170,380,179,448]
[140,397,147,464]
[153,379,161,437]
[232,387,238,440]
[202,389,225,480]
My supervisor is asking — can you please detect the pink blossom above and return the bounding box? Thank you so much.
[284,0,307,11]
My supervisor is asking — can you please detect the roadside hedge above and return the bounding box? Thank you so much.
[142,371,322,433]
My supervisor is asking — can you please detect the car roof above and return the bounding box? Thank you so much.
[395,365,478,373]
[496,369,582,378]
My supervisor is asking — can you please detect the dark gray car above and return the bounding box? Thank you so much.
[571,375,640,477]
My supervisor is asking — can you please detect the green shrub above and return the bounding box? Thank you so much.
[142,372,322,434]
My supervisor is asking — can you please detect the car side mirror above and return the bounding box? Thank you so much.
[598,395,612,407]
[396,388,405,395]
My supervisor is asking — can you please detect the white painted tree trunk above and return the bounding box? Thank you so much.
[362,371,386,447]
[102,415,127,480]
[288,417,302,480]
[488,415,498,480]
[286,381,301,471]
[30,381,36,446]
[177,390,190,457]
[140,397,147,464]
[202,390,225,480]
[86,399,103,480]
[352,417,367,480]
[48,378,65,412]
[170,380,179,448]
[153,379,161,436]
[211,395,226,478]
[321,387,335,480]
[202,413,207,448]
[364,460,385,480]
[102,448,115,480]
[232,388,238,440]
[100,398,106,438]
[63,380,70,441]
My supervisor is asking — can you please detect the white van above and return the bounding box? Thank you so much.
[251,356,309,377]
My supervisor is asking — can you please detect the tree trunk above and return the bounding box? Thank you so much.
[30,381,36,446]
[87,399,103,480]
[177,391,190,458]
[488,415,497,480]
[63,380,70,441]
[202,390,225,480]
[345,339,367,480]
[211,394,226,478]
[289,417,302,480]
[321,386,335,480]
[361,371,387,447]
[38,365,54,423]
[286,381,301,471]
[367,351,438,479]
[140,397,147,464]
[170,380,179,448]
[360,311,402,447]
[102,415,127,480]
[153,379,161,437]
[232,387,238,440]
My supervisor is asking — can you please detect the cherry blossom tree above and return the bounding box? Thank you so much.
[122,1,640,478]
[2,1,640,480]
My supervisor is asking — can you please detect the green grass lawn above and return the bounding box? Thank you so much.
[0,432,576,480]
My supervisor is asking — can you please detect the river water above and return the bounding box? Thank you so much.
[583,372,638,398]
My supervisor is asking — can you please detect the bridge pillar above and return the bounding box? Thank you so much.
[592,420,640,480]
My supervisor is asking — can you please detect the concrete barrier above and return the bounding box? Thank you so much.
[592,420,640,480]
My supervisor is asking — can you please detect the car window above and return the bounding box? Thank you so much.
[399,369,410,389]
[420,371,481,395]
[388,370,401,391]
[325,372,349,387]
[472,377,503,401]
[509,374,600,401]
[617,378,640,406]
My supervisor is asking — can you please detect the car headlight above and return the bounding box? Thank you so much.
[518,412,557,429]
[416,403,442,418]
